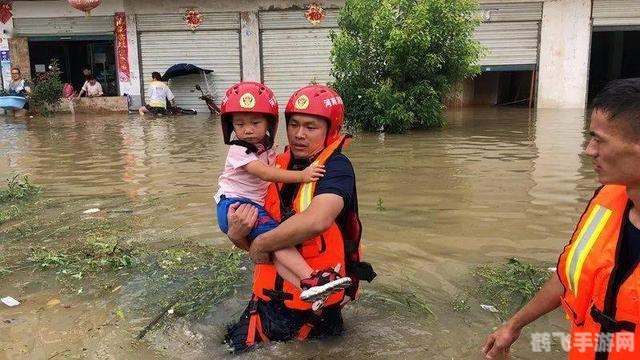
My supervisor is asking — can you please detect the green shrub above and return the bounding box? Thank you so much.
[331,0,483,133]
[30,59,64,116]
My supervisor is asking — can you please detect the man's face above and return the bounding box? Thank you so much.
[10,70,20,80]
[287,114,328,159]
[585,109,640,187]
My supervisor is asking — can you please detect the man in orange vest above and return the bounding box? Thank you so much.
[223,85,375,353]
[482,78,640,359]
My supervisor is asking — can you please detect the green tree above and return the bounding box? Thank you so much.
[30,59,64,116]
[331,0,483,133]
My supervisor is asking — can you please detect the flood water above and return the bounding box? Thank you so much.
[0,108,597,359]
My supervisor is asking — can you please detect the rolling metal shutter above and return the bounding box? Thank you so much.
[475,2,543,69]
[592,0,640,27]
[13,16,114,36]
[137,13,241,113]
[474,22,540,67]
[260,10,338,105]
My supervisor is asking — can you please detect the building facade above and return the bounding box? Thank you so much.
[2,0,639,111]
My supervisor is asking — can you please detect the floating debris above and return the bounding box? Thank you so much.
[480,304,499,313]
[1,296,20,307]
[47,298,61,307]
[83,208,101,214]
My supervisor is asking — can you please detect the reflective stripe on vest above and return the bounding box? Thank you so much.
[296,135,349,212]
[564,204,613,296]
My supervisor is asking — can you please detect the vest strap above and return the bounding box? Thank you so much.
[245,296,269,347]
[263,288,294,302]
[590,305,636,333]
[296,323,314,341]
[296,311,323,341]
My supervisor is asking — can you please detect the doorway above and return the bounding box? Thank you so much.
[588,30,640,102]
[28,37,118,95]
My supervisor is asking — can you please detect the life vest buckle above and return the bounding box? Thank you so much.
[590,305,636,333]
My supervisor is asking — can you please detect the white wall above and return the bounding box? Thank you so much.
[119,12,141,104]
[13,0,124,17]
[123,0,344,14]
[240,12,260,82]
[537,0,592,109]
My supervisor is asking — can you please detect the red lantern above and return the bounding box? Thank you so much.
[68,0,102,16]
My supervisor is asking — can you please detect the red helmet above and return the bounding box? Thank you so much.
[285,85,345,145]
[220,81,278,149]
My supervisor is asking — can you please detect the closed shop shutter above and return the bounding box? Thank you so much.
[592,0,640,27]
[14,16,114,36]
[260,10,338,105]
[137,13,240,113]
[475,2,543,69]
[474,22,540,67]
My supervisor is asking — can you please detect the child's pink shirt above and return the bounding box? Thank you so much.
[214,145,276,205]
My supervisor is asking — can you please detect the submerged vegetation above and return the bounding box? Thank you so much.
[0,177,248,339]
[0,174,42,224]
[469,258,551,317]
[363,276,436,318]
[0,174,41,203]
[28,235,138,282]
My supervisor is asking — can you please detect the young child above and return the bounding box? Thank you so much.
[214,82,351,304]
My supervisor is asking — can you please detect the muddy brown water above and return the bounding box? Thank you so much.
[0,108,596,359]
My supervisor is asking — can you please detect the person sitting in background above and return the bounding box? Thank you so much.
[138,72,175,116]
[77,76,103,98]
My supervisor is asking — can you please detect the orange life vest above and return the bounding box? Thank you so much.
[252,135,368,311]
[558,185,639,359]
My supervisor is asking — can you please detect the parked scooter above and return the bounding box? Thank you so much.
[166,99,197,115]
[160,63,221,116]
[195,84,221,115]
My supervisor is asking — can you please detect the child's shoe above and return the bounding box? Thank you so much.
[300,267,351,303]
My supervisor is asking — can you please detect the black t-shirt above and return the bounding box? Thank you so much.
[280,152,355,227]
[612,214,640,290]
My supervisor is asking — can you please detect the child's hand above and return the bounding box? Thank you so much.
[301,163,325,182]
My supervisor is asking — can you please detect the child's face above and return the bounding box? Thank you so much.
[231,113,269,144]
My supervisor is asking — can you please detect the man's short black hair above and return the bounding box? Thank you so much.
[151,72,162,81]
[592,78,640,140]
